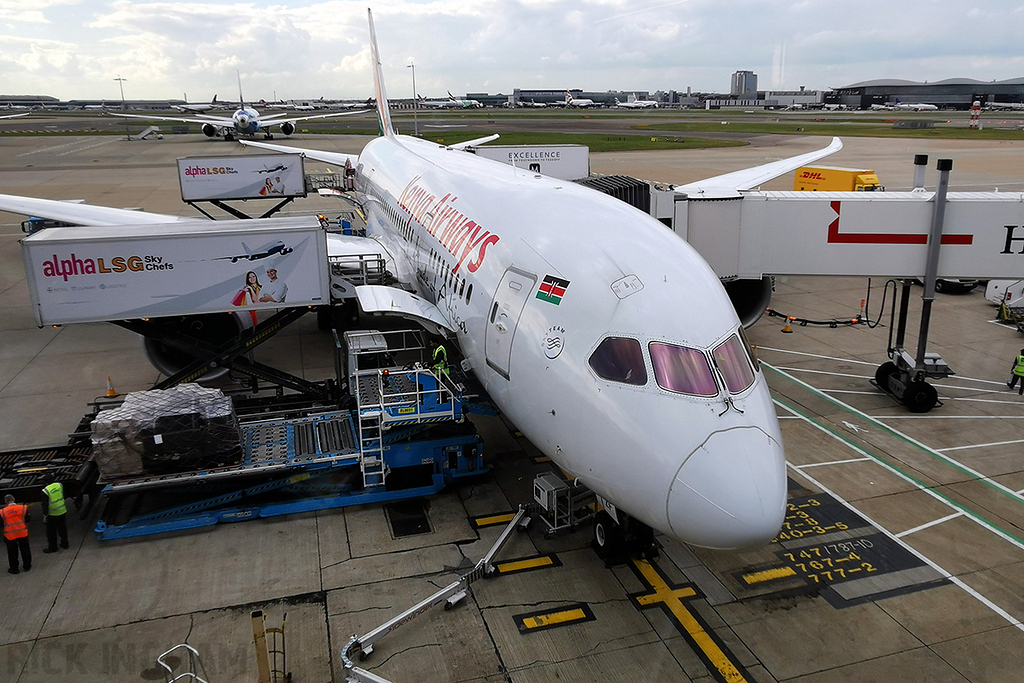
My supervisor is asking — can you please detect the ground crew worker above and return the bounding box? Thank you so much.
[1008,348,1024,395]
[430,339,448,376]
[41,477,69,553]
[2,494,31,574]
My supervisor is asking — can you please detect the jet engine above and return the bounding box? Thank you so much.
[723,276,774,328]
[202,123,218,138]
[279,122,295,136]
[142,312,253,381]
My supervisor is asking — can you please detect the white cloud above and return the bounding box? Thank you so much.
[0,0,1022,100]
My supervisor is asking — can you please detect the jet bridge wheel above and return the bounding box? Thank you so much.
[874,361,898,391]
[904,380,938,413]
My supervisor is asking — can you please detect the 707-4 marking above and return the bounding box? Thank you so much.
[781,551,878,584]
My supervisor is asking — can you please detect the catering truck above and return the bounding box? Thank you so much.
[794,166,884,191]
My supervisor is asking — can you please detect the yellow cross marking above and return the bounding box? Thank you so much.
[632,559,749,683]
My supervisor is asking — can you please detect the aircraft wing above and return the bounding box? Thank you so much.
[274,110,371,125]
[354,285,454,336]
[0,193,184,225]
[108,111,235,126]
[675,137,843,199]
[240,140,358,167]
[0,112,30,120]
[449,134,500,150]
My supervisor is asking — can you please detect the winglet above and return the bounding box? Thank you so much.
[368,8,395,137]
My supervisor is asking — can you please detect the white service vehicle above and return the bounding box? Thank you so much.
[986,279,1024,308]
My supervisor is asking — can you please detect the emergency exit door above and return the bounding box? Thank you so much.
[485,266,536,380]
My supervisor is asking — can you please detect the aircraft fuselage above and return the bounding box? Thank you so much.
[355,134,788,549]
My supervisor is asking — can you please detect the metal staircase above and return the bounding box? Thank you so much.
[357,408,387,488]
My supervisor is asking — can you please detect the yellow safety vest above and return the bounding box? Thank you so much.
[44,482,67,516]
[1013,354,1024,377]
[433,345,448,373]
[2,504,29,540]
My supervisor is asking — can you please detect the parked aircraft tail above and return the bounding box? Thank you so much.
[368,9,395,137]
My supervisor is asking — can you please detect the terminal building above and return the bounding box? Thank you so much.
[827,78,1024,110]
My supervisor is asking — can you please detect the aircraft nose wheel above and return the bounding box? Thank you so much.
[592,511,624,562]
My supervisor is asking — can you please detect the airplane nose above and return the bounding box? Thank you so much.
[667,427,787,550]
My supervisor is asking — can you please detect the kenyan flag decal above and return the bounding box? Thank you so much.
[537,275,570,304]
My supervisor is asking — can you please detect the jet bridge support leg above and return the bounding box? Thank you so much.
[872,157,955,413]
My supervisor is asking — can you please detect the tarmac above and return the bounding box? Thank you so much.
[1,126,1023,682]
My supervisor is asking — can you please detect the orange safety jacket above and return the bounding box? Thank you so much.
[2,503,29,540]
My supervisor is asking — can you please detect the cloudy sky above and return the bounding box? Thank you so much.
[1,0,1023,101]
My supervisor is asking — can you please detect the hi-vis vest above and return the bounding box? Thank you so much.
[1014,354,1024,377]
[2,504,29,540]
[43,482,67,516]
[433,344,448,372]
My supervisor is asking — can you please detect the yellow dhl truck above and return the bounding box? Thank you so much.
[794,166,884,191]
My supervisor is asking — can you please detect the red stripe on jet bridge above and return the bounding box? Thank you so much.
[826,201,973,245]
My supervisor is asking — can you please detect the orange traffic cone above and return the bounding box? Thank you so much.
[106,375,118,398]
[781,316,794,333]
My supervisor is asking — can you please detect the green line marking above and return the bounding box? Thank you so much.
[765,362,1024,549]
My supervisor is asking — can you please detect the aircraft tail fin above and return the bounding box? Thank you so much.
[241,241,253,256]
[368,9,395,137]
[237,70,245,107]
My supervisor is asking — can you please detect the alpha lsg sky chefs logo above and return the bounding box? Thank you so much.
[41,253,173,281]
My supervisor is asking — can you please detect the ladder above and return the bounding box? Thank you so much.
[357,409,386,488]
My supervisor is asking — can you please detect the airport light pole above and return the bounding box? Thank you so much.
[114,75,129,140]
[407,62,418,136]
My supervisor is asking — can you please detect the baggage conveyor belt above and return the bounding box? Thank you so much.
[99,411,361,494]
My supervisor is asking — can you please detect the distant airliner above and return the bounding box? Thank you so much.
[565,91,596,108]
[111,77,368,140]
[615,95,658,109]
[894,100,939,112]
[174,95,220,113]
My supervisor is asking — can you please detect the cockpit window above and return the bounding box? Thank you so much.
[649,343,718,396]
[589,337,648,385]
[712,334,755,393]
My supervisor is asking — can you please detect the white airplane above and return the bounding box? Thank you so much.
[0,11,846,553]
[615,95,658,109]
[984,101,1024,111]
[447,91,483,108]
[565,91,596,108]
[894,100,938,112]
[418,92,484,109]
[174,94,220,113]
[110,79,368,141]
